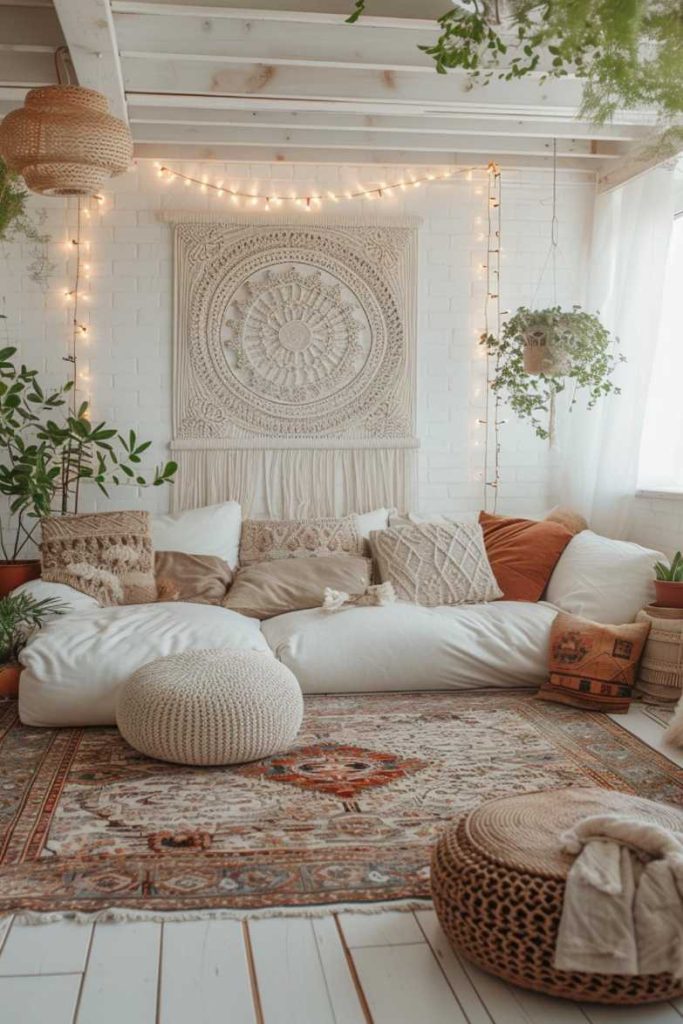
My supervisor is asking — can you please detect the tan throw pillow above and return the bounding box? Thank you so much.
[155,551,233,605]
[537,611,651,713]
[224,554,371,620]
[369,521,503,608]
[41,510,155,606]
[239,516,364,567]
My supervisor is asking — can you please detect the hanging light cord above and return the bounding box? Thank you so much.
[53,46,75,86]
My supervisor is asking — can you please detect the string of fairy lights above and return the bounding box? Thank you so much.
[481,163,503,512]
[153,162,481,208]
[62,193,104,417]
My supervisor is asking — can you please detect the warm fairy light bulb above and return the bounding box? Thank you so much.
[249,197,258,206]
[264,198,271,211]
[184,178,191,187]
[466,170,473,182]
[231,194,239,205]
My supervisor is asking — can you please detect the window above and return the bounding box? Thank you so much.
[638,212,683,491]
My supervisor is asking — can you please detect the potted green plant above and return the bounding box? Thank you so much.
[483,305,623,441]
[0,591,66,695]
[654,552,683,608]
[0,345,177,595]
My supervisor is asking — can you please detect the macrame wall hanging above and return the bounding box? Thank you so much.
[163,212,419,518]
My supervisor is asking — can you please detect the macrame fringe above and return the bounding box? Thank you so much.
[4,898,433,927]
[171,447,417,518]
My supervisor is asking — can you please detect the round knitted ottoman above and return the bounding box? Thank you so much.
[431,787,683,1005]
[116,648,303,766]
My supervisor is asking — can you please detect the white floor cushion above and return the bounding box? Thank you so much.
[19,602,270,727]
[546,530,663,625]
[261,600,558,693]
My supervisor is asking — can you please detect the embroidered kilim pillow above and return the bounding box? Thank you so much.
[239,516,364,567]
[369,521,503,608]
[41,510,156,606]
[537,611,651,713]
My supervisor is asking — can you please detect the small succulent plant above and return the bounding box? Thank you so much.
[654,552,683,583]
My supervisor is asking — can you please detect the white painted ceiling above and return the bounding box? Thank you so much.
[0,0,672,189]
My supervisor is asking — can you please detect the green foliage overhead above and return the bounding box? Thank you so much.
[483,306,623,440]
[347,1,683,133]
[654,551,683,581]
[0,591,67,665]
[0,343,178,561]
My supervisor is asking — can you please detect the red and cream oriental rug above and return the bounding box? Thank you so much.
[0,691,680,920]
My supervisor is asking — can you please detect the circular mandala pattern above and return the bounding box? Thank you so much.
[178,224,410,438]
[224,265,368,404]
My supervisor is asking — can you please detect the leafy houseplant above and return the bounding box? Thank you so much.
[483,306,623,441]
[654,552,683,608]
[347,1,683,144]
[0,344,177,594]
[0,591,66,695]
[0,159,53,286]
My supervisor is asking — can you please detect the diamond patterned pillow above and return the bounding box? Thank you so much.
[369,521,503,608]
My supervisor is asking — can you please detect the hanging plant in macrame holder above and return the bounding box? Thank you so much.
[483,306,624,442]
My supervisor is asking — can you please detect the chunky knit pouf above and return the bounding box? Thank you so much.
[116,648,303,765]
[431,787,683,1005]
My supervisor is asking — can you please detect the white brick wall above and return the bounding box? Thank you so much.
[1,160,595,536]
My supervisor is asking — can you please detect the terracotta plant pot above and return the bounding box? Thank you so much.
[0,560,41,598]
[0,663,21,698]
[654,580,683,609]
[522,320,571,376]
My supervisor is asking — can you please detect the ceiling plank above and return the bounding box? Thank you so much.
[598,148,682,193]
[112,0,449,22]
[130,121,622,159]
[0,50,56,85]
[113,11,440,70]
[121,58,591,116]
[53,0,128,122]
[127,105,649,143]
[0,5,65,46]
[133,141,598,170]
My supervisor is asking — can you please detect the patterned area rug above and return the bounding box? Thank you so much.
[1,691,681,917]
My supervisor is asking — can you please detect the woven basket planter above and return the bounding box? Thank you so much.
[431,787,683,1004]
[0,86,132,196]
[636,606,683,703]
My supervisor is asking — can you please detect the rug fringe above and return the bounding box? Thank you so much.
[3,898,433,927]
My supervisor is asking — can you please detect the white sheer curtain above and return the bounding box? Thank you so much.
[558,165,675,537]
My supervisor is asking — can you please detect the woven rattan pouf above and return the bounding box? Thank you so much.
[117,648,303,766]
[431,787,683,1005]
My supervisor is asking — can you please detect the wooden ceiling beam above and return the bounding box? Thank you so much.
[127,104,649,143]
[53,0,128,122]
[133,140,599,170]
[130,121,623,160]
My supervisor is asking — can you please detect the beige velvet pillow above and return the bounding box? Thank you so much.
[224,554,371,619]
[239,516,364,567]
[155,551,233,605]
[41,510,155,606]
[369,521,503,608]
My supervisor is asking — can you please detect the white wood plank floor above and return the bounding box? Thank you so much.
[1,704,681,1024]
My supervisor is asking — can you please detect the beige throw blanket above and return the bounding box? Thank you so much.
[554,814,683,978]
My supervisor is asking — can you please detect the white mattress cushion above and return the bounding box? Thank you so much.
[11,578,101,612]
[19,602,270,727]
[546,530,663,624]
[151,502,242,568]
[262,600,558,693]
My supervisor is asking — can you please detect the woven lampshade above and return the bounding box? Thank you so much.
[0,85,133,196]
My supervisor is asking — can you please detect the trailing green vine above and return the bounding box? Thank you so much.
[482,306,624,440]
[348,1,683,138]
[0,159,54,287]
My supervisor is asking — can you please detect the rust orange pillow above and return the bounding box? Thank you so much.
[537,611,651,714]
[479,511,573,602]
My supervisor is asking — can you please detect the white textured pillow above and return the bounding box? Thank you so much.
[354,508,393,538]
[370,521,502,608]
[546,530,663,625]
[151,502,242,569]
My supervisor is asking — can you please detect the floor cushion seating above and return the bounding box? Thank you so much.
[262,600,559,693]
[431,787,683,1004]
[117,648,303,765]
[18,601,270,727]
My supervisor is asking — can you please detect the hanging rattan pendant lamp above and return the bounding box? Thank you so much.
[0,49,133,197]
